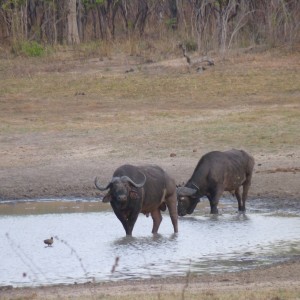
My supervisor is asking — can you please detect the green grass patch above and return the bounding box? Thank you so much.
[12,41,46,57]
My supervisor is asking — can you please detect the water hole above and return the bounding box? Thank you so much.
[0,197,300,287]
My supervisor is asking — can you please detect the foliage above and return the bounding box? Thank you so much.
[17,41,45,57]
[165,18,177,29]
[0,0,299,54]
[184,40,198,52]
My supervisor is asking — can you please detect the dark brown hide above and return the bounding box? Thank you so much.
[95,164,178,236]
[177,149,254,215]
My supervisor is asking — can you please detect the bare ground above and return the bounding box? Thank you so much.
[0,49,300,298]
[1,259,300,299]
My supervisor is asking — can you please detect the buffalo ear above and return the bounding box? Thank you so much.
[176,186,197,196]
[102,192,112,203]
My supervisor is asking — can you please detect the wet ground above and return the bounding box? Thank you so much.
[0,197,300,288]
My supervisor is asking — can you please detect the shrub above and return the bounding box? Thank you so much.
[184,40,198,52]
[20,41,44,57]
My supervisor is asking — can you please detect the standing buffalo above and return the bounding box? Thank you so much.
[177,149,254,215]
[95,164,178,236]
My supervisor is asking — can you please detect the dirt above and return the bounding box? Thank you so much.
[0,50,300,298]
[1,51,299,201]
[0,119,299,202]
[1,259,300,299]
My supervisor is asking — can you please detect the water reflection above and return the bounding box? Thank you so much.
[0,198,107,215]
[113,233,178,248]
[0,198,300,287]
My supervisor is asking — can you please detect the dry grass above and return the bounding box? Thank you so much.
[4,283,299,300]
[1,47,299,202]
[1,49,299,161]
[81,288,300,300]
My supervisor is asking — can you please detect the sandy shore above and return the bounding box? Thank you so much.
[1,258,300,299]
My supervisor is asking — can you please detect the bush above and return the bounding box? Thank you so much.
[184,40,198,52]
[20,41,45,57]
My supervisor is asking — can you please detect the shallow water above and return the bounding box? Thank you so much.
[0,198,300,287]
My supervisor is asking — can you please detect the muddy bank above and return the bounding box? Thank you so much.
[0,152,299,201]
[1,258,300,299]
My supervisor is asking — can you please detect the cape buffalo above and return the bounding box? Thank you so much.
[95,164,178,236]
[177,149,254,215]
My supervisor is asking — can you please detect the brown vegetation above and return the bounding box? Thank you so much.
[0,46,300,201]
[1,0,299,54]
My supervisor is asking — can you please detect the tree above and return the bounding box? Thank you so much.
[119,0,149,36]
[213,0,241,55]
[190,0,213,53]
[0,0,299,50]
[67,0,80,44]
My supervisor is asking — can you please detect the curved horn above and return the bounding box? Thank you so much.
[176,186,197,196]
[121,172,146,188]
[94,177,111,191]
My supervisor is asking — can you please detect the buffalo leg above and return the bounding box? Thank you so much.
[151,208,162,234]
[111,203,139,236]
[125,211,140,236]
[111,203,129,233]
[241,174,252,212]
[124,205,141,236]
[208,187,223,214]
[242,177,251,211]
[235,187,245,211]
[165,193,178,233]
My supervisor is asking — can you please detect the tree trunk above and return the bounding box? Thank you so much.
[77,0,84,41]
[67,0,80,44]
[168,0,178,29]
[214,0,240,56]
[134,0,148,35]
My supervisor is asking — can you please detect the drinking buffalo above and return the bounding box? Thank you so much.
[95,164,178,236]
[177,149,254,215]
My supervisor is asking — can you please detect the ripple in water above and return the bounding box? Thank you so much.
[0,198,300,287]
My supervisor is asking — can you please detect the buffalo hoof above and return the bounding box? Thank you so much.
[210,208,219,214]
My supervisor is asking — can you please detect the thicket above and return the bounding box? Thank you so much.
[0,0,299,56]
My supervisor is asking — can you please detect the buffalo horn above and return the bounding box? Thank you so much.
[121,172,146,188]
[94,177,111,191]
[176,186,197,196]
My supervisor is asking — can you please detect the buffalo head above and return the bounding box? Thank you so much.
[176,186,200,216]
[95,173,146,204]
